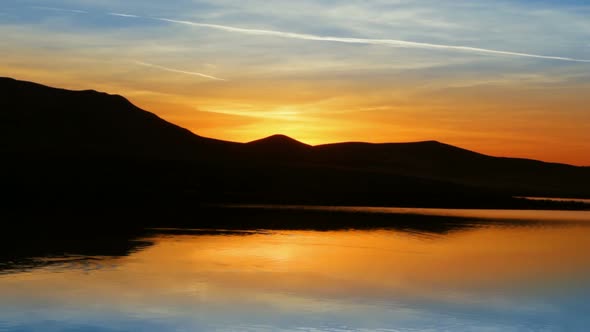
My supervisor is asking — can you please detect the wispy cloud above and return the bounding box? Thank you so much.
[30,6,87,14]
[135,61,226,81]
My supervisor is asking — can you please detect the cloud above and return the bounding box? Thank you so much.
[151,17,590,63]
[30,6,87,14]
[135,61,226,81]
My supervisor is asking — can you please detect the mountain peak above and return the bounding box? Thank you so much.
[248,134,310,147]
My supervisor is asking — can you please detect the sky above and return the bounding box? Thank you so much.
[1,0,590,165]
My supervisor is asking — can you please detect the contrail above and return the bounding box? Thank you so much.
[135,61,226,81]
[153,17,590,63]
[108,13,140,18]
[33,8,590,63]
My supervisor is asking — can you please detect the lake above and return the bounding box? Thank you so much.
[1,206,590,331]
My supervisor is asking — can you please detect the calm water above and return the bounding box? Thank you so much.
[1,207,590,331]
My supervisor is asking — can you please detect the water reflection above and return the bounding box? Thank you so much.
[1,208,590,331]
[0,208,495,274]
[0,229,153,275]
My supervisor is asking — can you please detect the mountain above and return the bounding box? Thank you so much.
[1,77,589,215]
[309,141,590,198]
[248,134,310,151]
[0,77,237,160]
[245,134,311,159]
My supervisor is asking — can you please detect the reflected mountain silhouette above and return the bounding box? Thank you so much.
[0,226,153,274]
[0,206,558,274]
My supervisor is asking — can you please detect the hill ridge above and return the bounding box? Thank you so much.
[2,76,589,204]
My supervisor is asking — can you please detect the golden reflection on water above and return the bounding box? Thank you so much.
[2,225,590,309]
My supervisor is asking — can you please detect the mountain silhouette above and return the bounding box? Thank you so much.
[248,134,310,150]
[1,77,589,216]
[309,140,590,197]
[246,134,311,158]
[0,77,236,160]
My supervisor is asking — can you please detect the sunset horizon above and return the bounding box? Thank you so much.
[2,1,590,165]
[7,74,590,167]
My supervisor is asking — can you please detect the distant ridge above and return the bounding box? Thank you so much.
[1,77,589,212]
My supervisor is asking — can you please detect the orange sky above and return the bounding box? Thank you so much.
[2,1,590,165]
